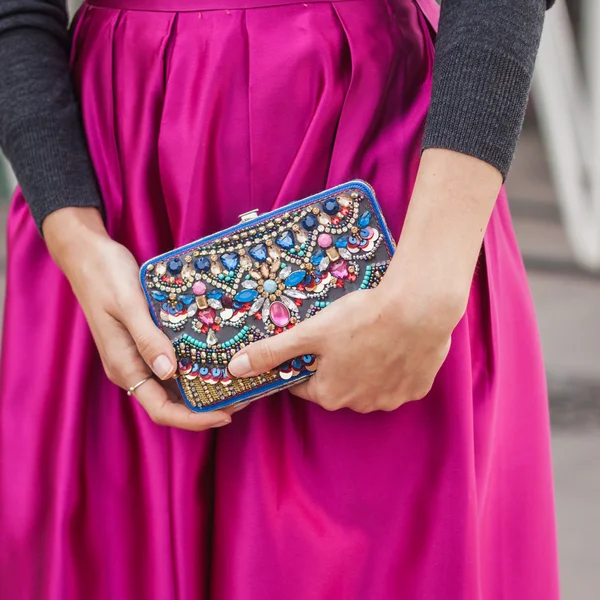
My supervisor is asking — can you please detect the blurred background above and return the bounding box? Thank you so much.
[1,1,599,598]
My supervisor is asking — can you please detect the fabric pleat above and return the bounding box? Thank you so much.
[0,0,559,598]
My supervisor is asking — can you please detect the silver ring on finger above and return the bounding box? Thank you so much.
[127,376,153,397]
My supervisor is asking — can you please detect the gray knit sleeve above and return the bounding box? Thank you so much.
[421,0,551,179]
[0,0,103,232]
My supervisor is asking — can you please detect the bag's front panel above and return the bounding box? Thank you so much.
[140,181,394,410]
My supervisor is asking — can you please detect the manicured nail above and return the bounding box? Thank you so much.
[212,418,231,428]
[228,353,251,377]
[152,354,173,380]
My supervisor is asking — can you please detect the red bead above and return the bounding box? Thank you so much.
[294,299,303,306]
[213,325,221,332]
[331,217,340,225]
[254,313,263,320]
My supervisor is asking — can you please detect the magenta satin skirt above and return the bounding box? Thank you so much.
[0,0,559,598]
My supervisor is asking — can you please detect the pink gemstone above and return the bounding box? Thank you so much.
[317,233,332,248]
[198,308,216,325]
[192,281,206,295]
[330,260,349,279]
[269,301,290,327]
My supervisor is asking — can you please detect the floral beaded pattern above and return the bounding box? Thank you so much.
[140,180,395,411]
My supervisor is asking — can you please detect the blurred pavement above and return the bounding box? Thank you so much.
[1,115,599,598]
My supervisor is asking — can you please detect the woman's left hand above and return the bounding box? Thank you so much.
[228,148,503,413]
[226,282,464,413]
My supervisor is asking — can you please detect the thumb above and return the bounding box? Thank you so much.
[122,300,177,380]
[228,320,319,378]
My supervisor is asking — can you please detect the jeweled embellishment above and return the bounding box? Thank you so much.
[276,230,295,250]
[194,257,210,272]
[167,258,183,275]
[284,270,306,287]
[221,253,239,271]
[235,289,259,304]
[269,301,290,327]
[249,244,268,262]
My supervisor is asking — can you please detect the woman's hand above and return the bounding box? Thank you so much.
[227,284,458,412]
[228,148,503,412]
[43,207,233,430]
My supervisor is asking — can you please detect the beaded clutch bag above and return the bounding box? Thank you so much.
[139,180,395,412]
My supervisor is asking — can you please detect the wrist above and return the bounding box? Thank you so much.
[43,207,109,273]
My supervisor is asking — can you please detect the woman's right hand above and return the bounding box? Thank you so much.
[42,207,233,430]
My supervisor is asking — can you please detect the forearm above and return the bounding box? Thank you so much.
[0,1,103,232]
[379,149,501,323]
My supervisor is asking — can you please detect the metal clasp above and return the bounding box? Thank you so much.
[238,209,260,223]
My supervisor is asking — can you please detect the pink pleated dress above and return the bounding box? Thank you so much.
[0,0,560,598]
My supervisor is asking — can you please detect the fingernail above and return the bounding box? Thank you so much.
[212,418,231,428]
[152,354,173,380]
[228,353,251,377]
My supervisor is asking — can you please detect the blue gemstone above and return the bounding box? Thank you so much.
[151,291,168,301]
[233,301,244,310]
[276,230,295,250]
[167,258,183,275]
[292,358,304,370]
[285,270,306,287]
[179,295,194,305]
[360,228,370,238]
[194,257,210,272]
[207,289,224,299]
[302,354,313,363]
[358,210,372,228]
[311,249,326,266]
[249,244,268,262]
[302,215,318,231]
[323,198,340,215]
[161,302,169,312]
[234,289,259,304]
[263,279,278,293]
[221,252,239,271]
[348,236,359,245]
[335,235,349,248]
[303,273,313,285]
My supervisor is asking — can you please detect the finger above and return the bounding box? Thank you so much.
[133,377,232,430]
[120,293,177,381]
[228,320,320,378]
[288,375,320,404]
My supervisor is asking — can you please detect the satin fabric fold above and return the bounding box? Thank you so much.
[0,0,559,598]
